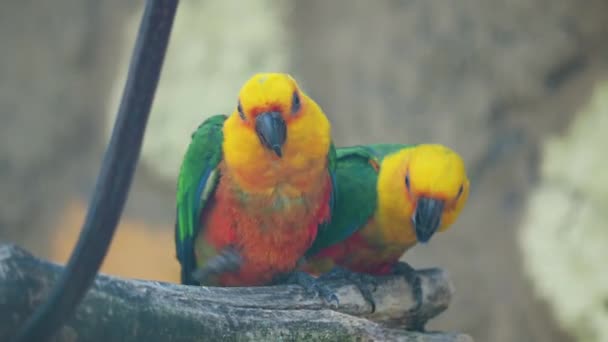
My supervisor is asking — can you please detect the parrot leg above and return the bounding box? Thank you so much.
[391,261,426,331]
[273,271,339,307]
[318,266,378,312]
[191,246,242,284]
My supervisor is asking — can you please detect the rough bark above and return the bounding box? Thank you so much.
[0,244,471,341]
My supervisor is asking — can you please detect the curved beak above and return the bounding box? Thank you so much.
[255,111,286,158]
[412,197,444,243]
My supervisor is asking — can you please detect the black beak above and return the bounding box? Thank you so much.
[412,197,444,243]
[255,111,286,158]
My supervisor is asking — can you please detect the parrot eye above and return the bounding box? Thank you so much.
[456,184,464,198]
[405,172,411,191]
[237,101,245,120]
[291,91,301,114]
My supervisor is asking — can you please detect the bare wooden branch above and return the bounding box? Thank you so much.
[0,244,472,341]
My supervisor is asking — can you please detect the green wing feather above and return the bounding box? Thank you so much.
[306,143,417,256]
[327,142,338,216]
[175,114,226,285]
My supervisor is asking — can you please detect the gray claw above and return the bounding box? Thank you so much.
[279,271,340,307]
[392,261,426,331]
[191,246,242,284]
[319,266,378,312]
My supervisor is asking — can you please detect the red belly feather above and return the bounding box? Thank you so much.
[308,231,403,276]
[199,172,332,286]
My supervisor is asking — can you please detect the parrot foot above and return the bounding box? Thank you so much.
[276,271,339,307]
[191,246,242,284]
[392,261,426,331]
[319,266,378,312]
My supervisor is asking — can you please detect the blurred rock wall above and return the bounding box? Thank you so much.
[520,80,608,342]
[0,1,137,252]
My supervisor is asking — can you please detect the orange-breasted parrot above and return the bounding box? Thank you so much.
[175,73,337,302]
[303,143,469,319]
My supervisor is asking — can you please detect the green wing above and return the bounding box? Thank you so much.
[327,142,338,216]
[175,114,226,285]
[306,143,417,256]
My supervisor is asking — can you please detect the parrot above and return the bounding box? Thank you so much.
[174,73,338,303]
[302,143,469,320]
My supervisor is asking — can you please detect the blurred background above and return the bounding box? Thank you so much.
[2,1,608,341]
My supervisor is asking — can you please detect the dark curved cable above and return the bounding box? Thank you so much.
[11,1,179,341]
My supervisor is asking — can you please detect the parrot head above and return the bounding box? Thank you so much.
[221,73,332,191]
[377,144,469,245]
[225,73,329,158]
[404,144,469,243]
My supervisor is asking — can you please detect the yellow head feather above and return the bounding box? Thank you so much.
[374,144,470,245]
[222,73,331,194]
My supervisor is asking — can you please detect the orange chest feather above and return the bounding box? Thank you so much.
[198,164,332,285]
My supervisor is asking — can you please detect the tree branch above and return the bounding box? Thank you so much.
[0,244,472,341]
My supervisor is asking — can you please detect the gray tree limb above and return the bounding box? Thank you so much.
[0,244,472,341]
